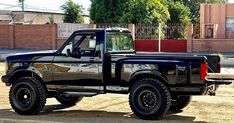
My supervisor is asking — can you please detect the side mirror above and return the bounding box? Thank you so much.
[66,49,72,57]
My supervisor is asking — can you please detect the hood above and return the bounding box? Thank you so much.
[6,50,56,63]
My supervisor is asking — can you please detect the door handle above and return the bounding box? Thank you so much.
[89,58,97,62]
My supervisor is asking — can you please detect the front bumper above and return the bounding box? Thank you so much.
[1,75,11,86]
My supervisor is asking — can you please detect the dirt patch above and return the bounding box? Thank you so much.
[0,63,234,123]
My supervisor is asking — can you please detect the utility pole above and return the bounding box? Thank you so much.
[19,0,25,11]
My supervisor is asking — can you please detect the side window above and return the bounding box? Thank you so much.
[61,41,72,54]
[61,33,97,57]
[73,34,97,57]
[107,32,133,52]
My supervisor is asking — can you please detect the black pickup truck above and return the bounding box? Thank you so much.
[1,28,231,120]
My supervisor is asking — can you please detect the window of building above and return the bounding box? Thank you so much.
[226,17,234,32]
[204,24,214,38]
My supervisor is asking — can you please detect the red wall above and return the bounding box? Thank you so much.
[135,39,187,52]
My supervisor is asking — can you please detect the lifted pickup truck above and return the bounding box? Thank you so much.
[1,28,232,120]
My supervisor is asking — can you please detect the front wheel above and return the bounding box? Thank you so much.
[129,78,171,120]
[9,77,47,115]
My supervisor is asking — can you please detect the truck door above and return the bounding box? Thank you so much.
[51,31,103,92]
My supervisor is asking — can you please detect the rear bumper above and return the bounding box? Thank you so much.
[171,79,232,96]
[1,75,11,86]
[203,78,232,96]
[205,78,232,85]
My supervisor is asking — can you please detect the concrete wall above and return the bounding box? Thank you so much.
[192,39,234,52]
[200,3,234,39]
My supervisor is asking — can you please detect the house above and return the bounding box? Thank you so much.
[200,3,234,39]
[0,10,11,24]
[0,10,90,24]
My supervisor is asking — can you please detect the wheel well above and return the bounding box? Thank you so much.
[9,71,44,86]
[129,73,170,92]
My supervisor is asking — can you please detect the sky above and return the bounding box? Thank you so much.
[0,0,234,15]
[0,0,91,14]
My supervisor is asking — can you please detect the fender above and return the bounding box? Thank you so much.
[129,69,168,84]
[8,65,43,83]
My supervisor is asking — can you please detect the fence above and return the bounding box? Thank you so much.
[135,23,187,40]
[96,23,128,28]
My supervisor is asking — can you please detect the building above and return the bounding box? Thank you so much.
[200,3,234,39]
[0,10,12,24]
[0,10,90,24]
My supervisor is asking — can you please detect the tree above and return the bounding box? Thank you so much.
[90,0,134,23]
[167,1,190,24]
[61,0,84,23]
[167,1,191,39]
[180,0,228,23]
[126,0,170,24]
[90,0,170,24]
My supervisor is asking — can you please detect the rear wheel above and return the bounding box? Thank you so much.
[170,96,191,111]
[9,77,47,115]
[129,78,171,120]
[55,95,83,106]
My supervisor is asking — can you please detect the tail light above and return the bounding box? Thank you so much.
[200,63,208,80]
[217,63,221,73]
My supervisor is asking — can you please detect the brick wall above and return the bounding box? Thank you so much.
[14,25,56,50]
[192,39,234,52]
[0,25,11,49]
[0,24,56,50]
[56,38,66,49]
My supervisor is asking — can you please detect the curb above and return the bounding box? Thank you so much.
[0,54,9,62]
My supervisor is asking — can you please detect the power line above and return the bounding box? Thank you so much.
[24,4,61,12]
[0,3,61,13]
[0,3,18,7]
[2,5,20,10]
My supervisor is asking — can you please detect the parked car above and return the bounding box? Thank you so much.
[1,28,231,120]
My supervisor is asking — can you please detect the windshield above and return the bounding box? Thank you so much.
[107,32,134,52]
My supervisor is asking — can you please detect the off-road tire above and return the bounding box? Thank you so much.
[55,95,83,106]
[9,77,47,115]
[129,78,171,120]
[170,96,191,111]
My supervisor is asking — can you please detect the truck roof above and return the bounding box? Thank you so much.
[74,28,131,33]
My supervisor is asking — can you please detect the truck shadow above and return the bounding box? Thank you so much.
[0,105,207,123]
